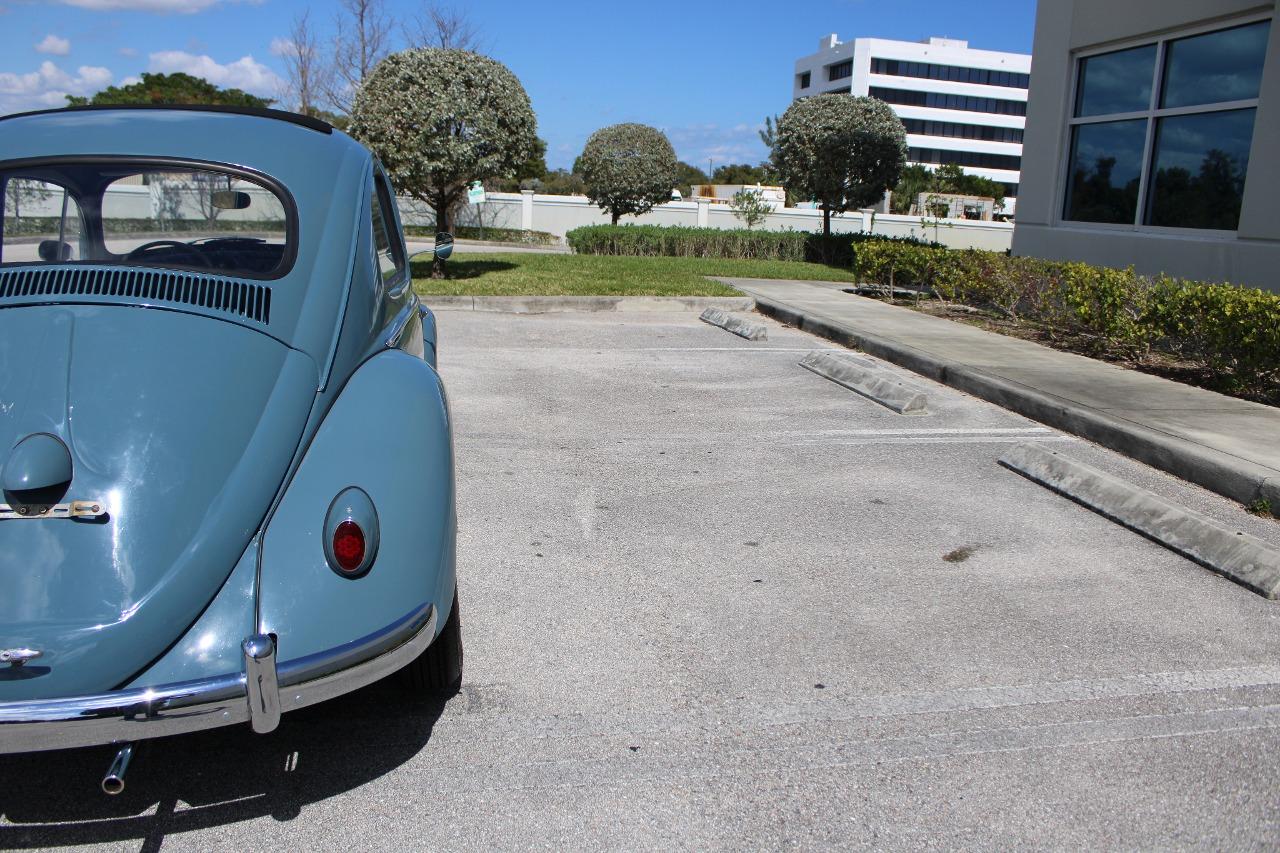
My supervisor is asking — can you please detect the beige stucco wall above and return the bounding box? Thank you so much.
[1011,1,1280,292]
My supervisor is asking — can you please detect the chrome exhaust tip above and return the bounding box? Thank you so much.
[102,742,134,795]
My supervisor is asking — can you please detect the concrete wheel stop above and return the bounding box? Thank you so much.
[1000,442,1280,600]
[800,351,929,415]
[699,308,768,341]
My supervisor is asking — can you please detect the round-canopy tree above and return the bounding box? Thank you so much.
[772,94,907,236]
[577,123,678,225]
[350,48,537,277]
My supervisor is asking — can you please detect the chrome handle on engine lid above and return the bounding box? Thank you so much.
[0,500,107,520]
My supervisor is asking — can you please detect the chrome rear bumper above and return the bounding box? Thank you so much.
[0,602,436,754]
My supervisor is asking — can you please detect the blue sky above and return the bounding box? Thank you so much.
[0,0,1037,170]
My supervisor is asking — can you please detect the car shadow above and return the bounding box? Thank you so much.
[0,677,453,850]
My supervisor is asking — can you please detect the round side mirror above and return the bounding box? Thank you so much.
[434,232,454,261]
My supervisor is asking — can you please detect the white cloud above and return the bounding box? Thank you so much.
[663,123,770,168]
[56,0,223,12]
[269,37,293,58]
[147,50,283,96]
[36,35,71,56]
[119,75,141,86]
[119,46,138,57]
[0,61,113,115]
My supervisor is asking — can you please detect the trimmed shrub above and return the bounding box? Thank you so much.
[403,224,557,245]
[1049,262,1152,355]
[853,240,946,290]
[1147,277,1280,397]
[565,224,936,266]
[852,240,1280,401]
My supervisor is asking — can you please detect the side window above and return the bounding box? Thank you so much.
[370,174,404,284]
[1,178,84,265]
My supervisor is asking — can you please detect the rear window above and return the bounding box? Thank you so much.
[0,162,292,279]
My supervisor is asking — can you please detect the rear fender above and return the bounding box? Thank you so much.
[421,305,438,368]
[257,349,456,661]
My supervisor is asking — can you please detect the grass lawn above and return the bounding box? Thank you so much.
[411,253,858,297]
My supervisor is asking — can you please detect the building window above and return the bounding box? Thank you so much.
[871,57,1029,89]
[909,147,1022,172]
[798,71,811,89]
[902,118,1024,144]
[1063,19,1270,231]
[828,60,853,81]
[869,86,1027,116]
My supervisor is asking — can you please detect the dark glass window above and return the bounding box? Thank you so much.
[870,57,1029,89]
[1064,119,1148,223]
[902,118,1024,144]
[798,71,811,89]
[869,86,1027,116]
[828,60,853,81]
[908,147,1022,171]
[1144,108,1255,229]
[1161,21,1271,109]
[1074,45,1157,116]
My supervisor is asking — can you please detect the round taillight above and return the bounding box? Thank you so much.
[332,520,366,573]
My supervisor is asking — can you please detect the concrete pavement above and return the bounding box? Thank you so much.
[3,309,1279,849]
[725,278,1280,509]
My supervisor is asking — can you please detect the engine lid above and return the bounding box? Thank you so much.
[0,304,316,699]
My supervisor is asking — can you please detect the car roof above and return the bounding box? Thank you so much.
[0,104,334,135]
[0,106,365,180]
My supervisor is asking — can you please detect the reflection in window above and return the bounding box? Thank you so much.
[1161,21,1271,109]
[1064,120,1148,223]
[1074,45,1156,116]
[1145,108,1255,230]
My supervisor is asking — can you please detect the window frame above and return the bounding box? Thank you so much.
[1057,13,1271,236]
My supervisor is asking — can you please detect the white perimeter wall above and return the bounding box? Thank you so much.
[8,186,1014,253]
[398,192,1013,252]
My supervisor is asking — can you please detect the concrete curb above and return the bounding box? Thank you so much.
[1000,443,1280,599]
[425,296,756,314]
[744,290,1280,508]
[699,308,768,341]
[800,351,929,415]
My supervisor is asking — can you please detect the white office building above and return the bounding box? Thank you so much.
[793,34,1031,214]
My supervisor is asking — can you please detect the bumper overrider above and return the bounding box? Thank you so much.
[0,602,436,755]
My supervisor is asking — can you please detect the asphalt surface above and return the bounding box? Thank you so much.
[3,308,1280,850]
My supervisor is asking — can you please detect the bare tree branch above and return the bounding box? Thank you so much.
[326,0,393,115]
[279,9,331,116]
[404,2,481,51]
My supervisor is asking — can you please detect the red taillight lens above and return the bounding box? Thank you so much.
[332,520,366,573]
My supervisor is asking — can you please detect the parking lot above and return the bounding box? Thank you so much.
[3,307,1280,850]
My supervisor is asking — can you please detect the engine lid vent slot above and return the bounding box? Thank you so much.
[0,266,271,325]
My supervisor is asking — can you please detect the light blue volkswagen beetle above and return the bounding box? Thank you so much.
[0,105,461,793]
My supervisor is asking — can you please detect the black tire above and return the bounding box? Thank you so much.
[399,588,463,696]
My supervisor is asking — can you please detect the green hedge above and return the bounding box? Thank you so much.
[403,224,558,245]
[565,224,938,267]
[2,216,286,236]
[853,242,1280,402]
